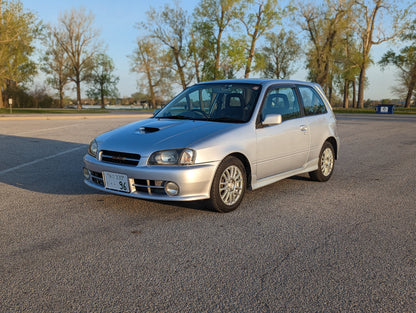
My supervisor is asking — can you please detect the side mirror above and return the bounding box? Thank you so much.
[262,114,282,126]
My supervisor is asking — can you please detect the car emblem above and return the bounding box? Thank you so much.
[112,155,125,161]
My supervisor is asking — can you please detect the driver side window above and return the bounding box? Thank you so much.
[261,87,300,122]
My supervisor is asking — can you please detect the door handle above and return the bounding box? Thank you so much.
[300,125,308,132]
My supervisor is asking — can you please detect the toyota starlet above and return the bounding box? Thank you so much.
[83,79,339,212]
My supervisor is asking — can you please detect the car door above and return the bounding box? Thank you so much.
[297,85,330,162]
[256,86,310,180]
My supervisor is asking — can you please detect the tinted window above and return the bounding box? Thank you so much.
[298,86,327,116]
[156,83,261,123]
[261,87,301,122]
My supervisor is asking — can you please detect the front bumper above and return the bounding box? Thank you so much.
[83,154,219,201]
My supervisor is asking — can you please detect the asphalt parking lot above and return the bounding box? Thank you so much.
[1,113,415,312]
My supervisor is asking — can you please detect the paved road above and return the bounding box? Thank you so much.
[1,114,415,312]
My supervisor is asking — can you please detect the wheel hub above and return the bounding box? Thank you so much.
[219,165,243,206]
[321,147,334,176]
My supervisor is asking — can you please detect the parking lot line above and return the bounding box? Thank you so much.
[0,145,84,175]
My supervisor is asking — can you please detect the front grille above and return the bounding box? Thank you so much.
[90,171,104,186]
[88,171,168,197]
[133,179,167,196]
[100,150,141,166]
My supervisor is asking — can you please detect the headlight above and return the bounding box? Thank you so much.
[148,149,195,165]
[88,139,98,158]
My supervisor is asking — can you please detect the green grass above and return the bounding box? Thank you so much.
[0,108,156,114]
[393,107,416,114]
[0,108,111,114]
[333,108,376,114]
[333,107,416,114]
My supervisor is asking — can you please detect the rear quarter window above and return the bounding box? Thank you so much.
[298,86,327,116]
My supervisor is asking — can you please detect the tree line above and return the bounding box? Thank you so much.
[0,2,118,109]
[0,0,415,110]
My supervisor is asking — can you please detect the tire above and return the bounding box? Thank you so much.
[309,141,335,182]
[209,156,246,213]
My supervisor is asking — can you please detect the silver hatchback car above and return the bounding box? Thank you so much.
[83,79,339,212]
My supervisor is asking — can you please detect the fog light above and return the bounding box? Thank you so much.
[83,168,90,179]
[165,182,179,196]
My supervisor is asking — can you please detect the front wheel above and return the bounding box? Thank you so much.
[209,156,246,213]
[309,142,335,182]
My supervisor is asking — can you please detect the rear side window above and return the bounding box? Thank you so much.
[298,86,327,116]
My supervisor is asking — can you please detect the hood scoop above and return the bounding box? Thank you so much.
[138,126,159,134]
[136,120,181,134]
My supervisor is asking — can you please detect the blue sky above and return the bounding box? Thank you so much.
[20,0,402,100]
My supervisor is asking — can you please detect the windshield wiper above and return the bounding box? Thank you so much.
[157,115,194,120]
[158,115,211,121]
[209,117,244,123]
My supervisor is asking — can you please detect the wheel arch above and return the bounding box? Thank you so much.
[228,152,252,189]
[325,137,338,159]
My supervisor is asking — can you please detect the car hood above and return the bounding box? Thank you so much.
[96,118,237,155]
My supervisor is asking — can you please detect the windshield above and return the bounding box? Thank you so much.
[155,83,262,123]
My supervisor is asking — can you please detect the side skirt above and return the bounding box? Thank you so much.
[250,160,318,190]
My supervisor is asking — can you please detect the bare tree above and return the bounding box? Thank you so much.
[142,3,191,90]
[52,8,101,109]
[239,0,283,78]
[298,0,350,100]
[41,27,71,108]
[354,0,412,108]
[188,30,203,83]
[130,37,171,109]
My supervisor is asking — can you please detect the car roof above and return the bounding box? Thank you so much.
[196,78,320,89]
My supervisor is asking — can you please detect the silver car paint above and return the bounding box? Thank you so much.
[83,79,339,201]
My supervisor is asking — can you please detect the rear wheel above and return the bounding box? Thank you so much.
[209,156,246,213]
[309,142,335,182]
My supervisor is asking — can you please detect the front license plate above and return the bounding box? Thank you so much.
[103,172,130,192]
